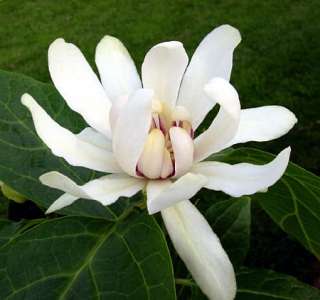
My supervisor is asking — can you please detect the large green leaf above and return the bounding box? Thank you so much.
[236,268,320,300]
[180,268,320,300]
[0,219,22,248]
[0,193,9,218]
[0,69,133,220]
[205,196,251,268]
[0,213,176,299]
[213,147,320,260]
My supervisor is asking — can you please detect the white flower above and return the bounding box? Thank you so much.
[21,25,297,300]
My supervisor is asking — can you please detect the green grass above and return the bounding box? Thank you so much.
[0,0,319,173]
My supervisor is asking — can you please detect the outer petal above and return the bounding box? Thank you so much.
[41,171,145,213]
[95,36,142,101]
[77,127,112,151]
[192,147,291,197]
[109,95,129,132]
[46,194,79,214]
[112,89,153,176]
[22,94,121,173]
[142,41,188,107]
[161,200,236,300]
[194,78,240,162]
[169,127,194,177]
[225,106,298,147]
[178,25,241,129]
[146,173,207,214]
[48,38,112,137]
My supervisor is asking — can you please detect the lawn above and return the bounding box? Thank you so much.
[0,0,319,173]
[0,0,319,292]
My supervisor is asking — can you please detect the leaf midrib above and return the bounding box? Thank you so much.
[58,222,116,299]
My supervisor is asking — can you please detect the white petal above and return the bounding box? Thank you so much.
[225,106,298,147]
[48,38,112,137]
[160,148,174,179]
[194,78,240,162]
[169,127,194,177]
[42,171,145,213]
[178,25,241,129]
[142,41,188,107]
[77,127,112,151]
[113,89,153,176]
[137,129,165,179]
[146,173,207,214]
[95,36,141,101]
[46,193,79,214]
[161,200,236,300]
[193,147,291,197]
[21,94,121,173]
[109,94,129,132]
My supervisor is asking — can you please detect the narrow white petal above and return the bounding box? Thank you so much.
[142,41,188,107]
[48,38,112,137]
[178,25,241,129]
[146,173,207,214]
[169,127,194,177]
[193,147,291,197]
[40,172,88,198]
[95,36,141,101]
[113,89,153,176]
[77,127,112,151]
[194,78,240,162]
[46,193,78,214]
[161,200,236,300]
[41,171,145,210]
[225,106,298,147]
[109,95,129,132]
[21,94,121,173]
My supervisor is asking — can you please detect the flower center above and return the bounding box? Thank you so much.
[136,100,194,179]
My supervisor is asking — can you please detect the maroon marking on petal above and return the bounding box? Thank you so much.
[190,128,194,139]
[136,165,145,178]
[159,117,166,134]
[152,118,157,129]
[170,159,176,177]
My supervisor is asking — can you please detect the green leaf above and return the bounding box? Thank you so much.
[179,268,320,300]
[0,213,176,300]
[0,69,132,220]
[0,219,22,248]
[0,193,9,218]
[236,268,320,300]
[213,147,320,260]
[205,196,251,268]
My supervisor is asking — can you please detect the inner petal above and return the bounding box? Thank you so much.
[137,128,165,179]
[136,101,195,179]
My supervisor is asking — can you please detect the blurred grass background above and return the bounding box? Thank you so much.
[0,0,319,174]
[0,0,320,286]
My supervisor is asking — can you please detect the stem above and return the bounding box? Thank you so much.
[175,278,196,287]
[135,189,147,209]
[117,190,147,222]
[117,205,136,222]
